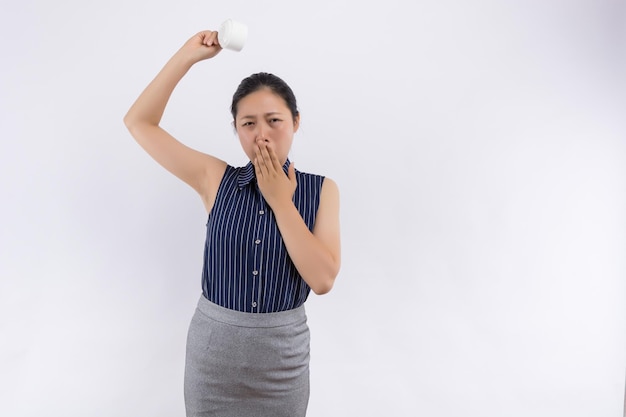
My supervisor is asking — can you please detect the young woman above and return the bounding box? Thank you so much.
[124,29,341,417]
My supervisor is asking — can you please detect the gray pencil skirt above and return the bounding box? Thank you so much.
[184,295,310,417]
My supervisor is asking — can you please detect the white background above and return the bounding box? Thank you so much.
[1,0,625,416]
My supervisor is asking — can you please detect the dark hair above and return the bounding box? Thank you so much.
[230,72,299,122]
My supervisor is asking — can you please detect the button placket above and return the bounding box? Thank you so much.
[251,192,268,312]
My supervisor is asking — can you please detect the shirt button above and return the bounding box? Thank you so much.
[254,239,261,244]
[252,302,257,308]
[252,270,259,276]
[259,210,265,215]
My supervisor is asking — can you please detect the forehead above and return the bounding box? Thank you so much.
[236,88,289,117]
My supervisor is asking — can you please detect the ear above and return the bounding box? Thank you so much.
[293,114,300,133]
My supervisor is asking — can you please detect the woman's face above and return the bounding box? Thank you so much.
[235,88,299,165]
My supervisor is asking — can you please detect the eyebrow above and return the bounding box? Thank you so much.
[239,112,285,120]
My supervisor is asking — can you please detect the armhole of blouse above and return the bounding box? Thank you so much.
[207,165,235,223]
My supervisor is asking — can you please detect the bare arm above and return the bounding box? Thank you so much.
[254,141,341,295]
[123,31,227,209]
[274,178,341,295]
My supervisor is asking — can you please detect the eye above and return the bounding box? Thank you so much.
[241,121,254,127]
[269,118,282,124]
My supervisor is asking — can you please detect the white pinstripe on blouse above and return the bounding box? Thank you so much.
[201,159,324,313]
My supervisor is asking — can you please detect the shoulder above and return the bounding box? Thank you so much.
[320,177,339,201]
[293,168,326,196]
[303,172,339,205]
[295,168,325,181]
[293,166,332,185]
[294,167,338,195]
[209,164,238,187]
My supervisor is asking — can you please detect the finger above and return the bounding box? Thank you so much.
[197,31,219,48]
[211,31,222,48]
[259,143,274,170]
[254,155,268,181]
[257,142,274,174]
[198,31,211,46]
[255,144,270,177]
[265,145,283,172]
[261,143,282,174]
[253,146,262,171]
[208,31,220,47]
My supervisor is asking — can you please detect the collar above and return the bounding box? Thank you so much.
[237,158,292,189]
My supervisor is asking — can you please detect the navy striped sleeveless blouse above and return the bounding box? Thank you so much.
[201,159,325,313]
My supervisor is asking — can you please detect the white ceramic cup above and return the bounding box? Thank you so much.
[218,19,248,52]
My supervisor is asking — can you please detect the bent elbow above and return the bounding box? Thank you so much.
[311,276,336,296]
[123,109,148,133]
[123,113,137,131]
[312,261,340,295]
[312,284,332,296]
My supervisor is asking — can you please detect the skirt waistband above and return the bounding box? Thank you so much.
[196,295,307,328]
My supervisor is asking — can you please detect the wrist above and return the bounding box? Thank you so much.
[269,199,296,217]
[170,49,197,70]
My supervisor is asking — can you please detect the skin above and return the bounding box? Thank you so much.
[235,87,298,166]
[124,30,340,294]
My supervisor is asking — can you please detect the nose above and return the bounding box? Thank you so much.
[256,122,270,143]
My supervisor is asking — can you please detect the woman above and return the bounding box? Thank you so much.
[124,29,341,416]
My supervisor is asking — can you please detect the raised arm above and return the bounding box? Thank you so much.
[123,31,227,211]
